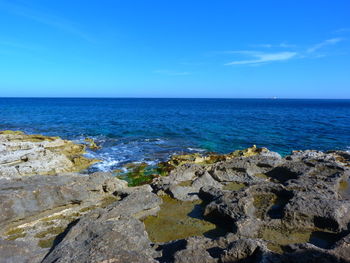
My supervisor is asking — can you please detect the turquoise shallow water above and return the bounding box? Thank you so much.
[0,98,349,171]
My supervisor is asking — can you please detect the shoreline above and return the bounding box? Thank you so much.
[0,130,350,262]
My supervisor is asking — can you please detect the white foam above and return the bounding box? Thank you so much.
[92,159,121,172]
[82,136,202,172]
[187,147,206,152]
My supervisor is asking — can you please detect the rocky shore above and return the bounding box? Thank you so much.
[0,131,349,263]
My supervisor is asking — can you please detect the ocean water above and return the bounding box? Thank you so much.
[0,98,349,171]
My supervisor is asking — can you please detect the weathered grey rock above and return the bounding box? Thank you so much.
[209,158,259,183]
[158,235,273,263]
[42,187,162,263]
[42,215,157,263]
[200,183,288,230]
[159,236,220,263]
[275,243,349,263]
[208,152,283,183]
[0,238,46,263]
[155,164,205,186]
[284,191,350,232]
[0,172,127,226]
[169,171,223,201]
[330,232,350,261]
[219,238,269,263]
[153,163,223,201]
[1,143,350,263]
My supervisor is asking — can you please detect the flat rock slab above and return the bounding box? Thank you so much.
[0,172,128,227]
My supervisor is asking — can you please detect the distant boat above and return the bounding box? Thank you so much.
[271,96,278,99]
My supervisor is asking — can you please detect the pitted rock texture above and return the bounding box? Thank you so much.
[42,186,162,263]
[1,143,350,263]
[151,148,350,262]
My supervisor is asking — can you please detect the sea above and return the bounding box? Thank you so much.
[0,98,349,172]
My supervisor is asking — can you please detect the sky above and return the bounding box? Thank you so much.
[0,0,349,98]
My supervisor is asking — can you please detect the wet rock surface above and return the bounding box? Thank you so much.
[0,133,350,263]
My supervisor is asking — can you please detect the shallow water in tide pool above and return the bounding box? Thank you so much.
[143,195,226,243]
[1,98,350,172]
[339,179,350,200]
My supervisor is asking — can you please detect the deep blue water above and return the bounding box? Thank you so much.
[0,98,349,171]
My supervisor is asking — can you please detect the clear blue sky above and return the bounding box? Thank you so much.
[0,0,349,98]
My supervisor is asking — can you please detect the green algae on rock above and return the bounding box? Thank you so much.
[38,236,57,248]
[169,146,268,166]
[116,162,162,186]
[84,137,101,150]
[0,130,25,135]
[339,179,350,199]
[253,193,278,219]
[223,182,246,191]
[143,195,224,243]
[5,227,26,241]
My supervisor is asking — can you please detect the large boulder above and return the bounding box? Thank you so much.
[0,172,128,226]
[42,186,162,263]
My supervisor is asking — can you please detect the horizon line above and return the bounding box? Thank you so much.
[0,96,350,100]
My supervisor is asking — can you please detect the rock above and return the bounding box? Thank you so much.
[42,215,158,263]
[157,146,274,177]
[0,131,99,178]
[158,235,272,263]
[167,153,207,167]
[152,164,207,199]
[42,187,162,263]
[283,191,350,232]
[0,172,128,226]
[208,152,283,183]
[219,238,269,263]
[0,238,47,263]
[172,237,217,263]
[330,232,350,261]
[276,243,349,263]
[84,137,101,150]
[169,171,223,201]
[1,142,350,263]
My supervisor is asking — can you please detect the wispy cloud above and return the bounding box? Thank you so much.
[224,37,344,66]
[0,1,93,42]
[154,70,191,76]
[334,28,350,34]
[307,38,343,53]
[252,43,297,48]
[225,51,297,66]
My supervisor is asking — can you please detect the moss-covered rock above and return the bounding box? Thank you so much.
[0,130,25,135]
[116,162,160,186]
[34,226,66,239]
[84,137,101,150]
[5,227,26,240]
[38,237,56,248]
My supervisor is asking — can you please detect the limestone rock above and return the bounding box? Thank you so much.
[42,187,162,263]
[0,172,128,226]
[0,131,99,178]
